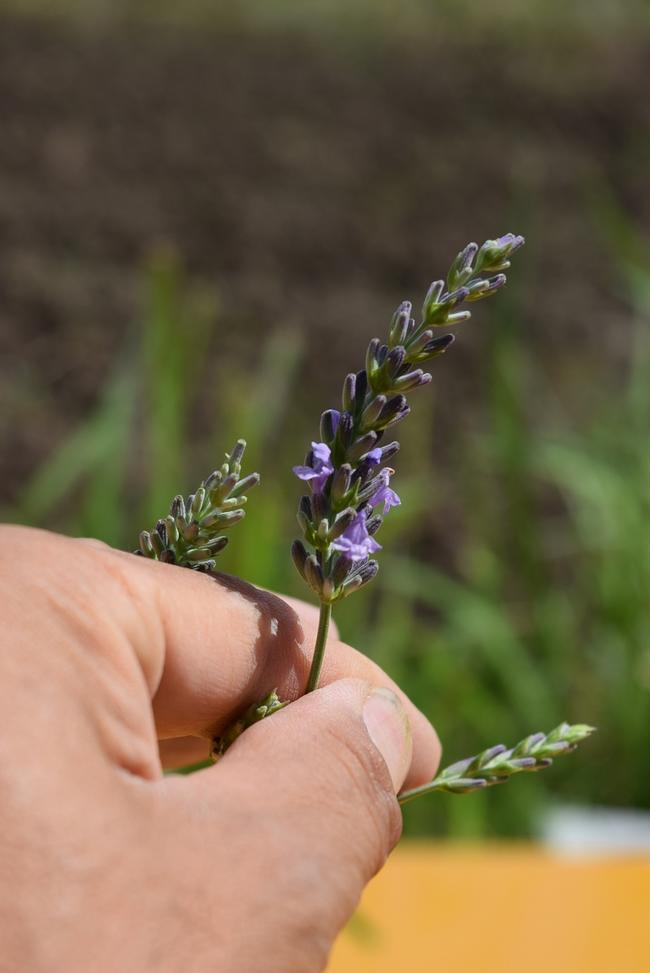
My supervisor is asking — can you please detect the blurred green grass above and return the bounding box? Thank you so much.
[5,208,649,839]
[1,0,648,39]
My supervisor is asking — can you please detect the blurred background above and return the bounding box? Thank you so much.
[1,0,649,967]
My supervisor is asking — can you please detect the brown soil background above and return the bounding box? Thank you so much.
[0,12,648,499]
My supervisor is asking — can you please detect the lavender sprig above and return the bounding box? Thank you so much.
[136,439,259,571]
[292,233,525,692]
[398,724,596,804]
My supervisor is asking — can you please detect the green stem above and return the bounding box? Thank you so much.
[305,602,332,693]
[397,781,445,806]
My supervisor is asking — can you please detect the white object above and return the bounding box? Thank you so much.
[541,804,650,855]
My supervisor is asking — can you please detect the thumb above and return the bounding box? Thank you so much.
[179,679,412,964]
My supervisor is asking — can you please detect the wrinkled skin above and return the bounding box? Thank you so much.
[0,526,440,972]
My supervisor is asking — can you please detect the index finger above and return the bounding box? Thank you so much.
[95,542,441,789]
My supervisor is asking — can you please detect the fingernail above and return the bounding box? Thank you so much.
[363,688,412,791]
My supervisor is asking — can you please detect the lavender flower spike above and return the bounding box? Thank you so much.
[136,439,259,571]
[291,233,526,695]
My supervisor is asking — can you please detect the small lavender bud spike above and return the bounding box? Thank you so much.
[136,442,259,570]
[398,723,595,805]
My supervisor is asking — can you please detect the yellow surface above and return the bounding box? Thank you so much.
[329,842,650,973]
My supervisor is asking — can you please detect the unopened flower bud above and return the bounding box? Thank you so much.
[422,279,444,320]
[229,439,246,468]
[320,409,340,444]
[342,373,356,411]
[304,555,324,595]
[291,539,309,580]
[388,301,412,346]
[331,464,353,503]
[170,495,186,519]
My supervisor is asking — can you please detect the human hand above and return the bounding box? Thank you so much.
[0,526,440,972]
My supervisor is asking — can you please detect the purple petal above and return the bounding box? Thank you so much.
[365,447,383,465]
[293,465,319,481]
[368,469,401,514]
[311,442,332,464]
[312,470,333,494]
[331,511,382,561]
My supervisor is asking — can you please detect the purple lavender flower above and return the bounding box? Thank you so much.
[293,442,334,493]
[292,233,525,611]
[365,447,383,465]
[332,511,381,561]
[367,468,401,515]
